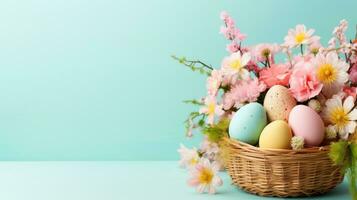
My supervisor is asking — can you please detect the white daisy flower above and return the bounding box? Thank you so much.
[187,158,223,194]
[199,96,224,125]
[177,144,199,169]
[284,24,320,48]
[314,52,349,97]
[322,95,357,139]
[221,52,251,82]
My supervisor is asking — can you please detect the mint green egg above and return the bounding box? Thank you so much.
[229,102,267,145]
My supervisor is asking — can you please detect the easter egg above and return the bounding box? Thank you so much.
[229,102,267,145]
[259,120,292,149]
[288,105,324,147]
[264,85,296,122]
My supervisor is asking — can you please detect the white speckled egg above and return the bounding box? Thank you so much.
[264,85,296,122]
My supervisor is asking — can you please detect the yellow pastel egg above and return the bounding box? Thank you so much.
[259,120,292,149]
[264,85,296,122]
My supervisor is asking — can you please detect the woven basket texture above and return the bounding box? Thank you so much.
[221,137,344,197]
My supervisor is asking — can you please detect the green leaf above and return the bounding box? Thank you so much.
[183,111,203,137]
[183,99,204,106]
[329,141,349,166]
[179,57,186,63]
[171,55,212,76]
[348,143,357,200]
[329,141,357,200]
[202,118,230,142]
[198,119,205,127]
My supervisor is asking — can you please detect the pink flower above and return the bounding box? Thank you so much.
[308,40,322,55]
[199,96,224,125]
[333,19,348,46]
[292,54,314,65]
[200,137,223,169]
[226,41,240,53]
[252,43,280,62]
[258,64,291,88]
[349,63,357,84]
[219,11,246,42]
[289,61,323,102]
[220,26,245,41]
[220,11,234,27]
[343,86,357,100]
[206,70,222,96]
[187,158,222,194]
[328,37,337,49]
[221,74,234,87]
[222,92,236,110]
[351,53,357,64]
[223,78,266,109]
[246,60,261,74]
[200,137,220,157]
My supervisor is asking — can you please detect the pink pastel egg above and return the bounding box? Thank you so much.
[288,105,324,147]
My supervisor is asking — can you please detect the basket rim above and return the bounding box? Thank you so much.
[223,137,330,153]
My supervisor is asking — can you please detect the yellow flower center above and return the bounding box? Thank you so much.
[330,107,349,128]
[311,48,319,55]
[295,33,306,44]
[230,59,242,71]
[261,49,271,58]
[207,103,215,115]
[189,158,198,165]
[199,168,214,184]
[316,64,337,84]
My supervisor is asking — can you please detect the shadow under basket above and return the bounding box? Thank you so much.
[221,137,344,197]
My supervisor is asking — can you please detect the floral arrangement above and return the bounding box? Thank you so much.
[174,11,357,198]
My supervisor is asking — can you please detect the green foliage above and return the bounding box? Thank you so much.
[329,141,349,167]
[183,99,204,106]
[171,55,213,76]
[202,118,230,143]
[349,143,357,200]
[329,141,357,200]
[183,111,206,136]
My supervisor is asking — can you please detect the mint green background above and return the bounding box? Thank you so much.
[0,0,356,160]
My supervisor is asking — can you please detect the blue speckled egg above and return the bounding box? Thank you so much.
[229,102,267,145]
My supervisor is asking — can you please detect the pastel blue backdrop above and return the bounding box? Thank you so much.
[0,0,356,160]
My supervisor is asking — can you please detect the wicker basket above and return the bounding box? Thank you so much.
[221,137,344,197]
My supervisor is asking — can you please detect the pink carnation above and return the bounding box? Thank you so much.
[292,54,314,65]
[246,60,261,74]
[343,86,357,100]
[289,61,323,102]
[223,78,266,109]
[258,64,291,88]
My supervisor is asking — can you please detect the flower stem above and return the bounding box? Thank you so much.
[265,55,271,67]
[171,55,213,75]
[300,44,304,55]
